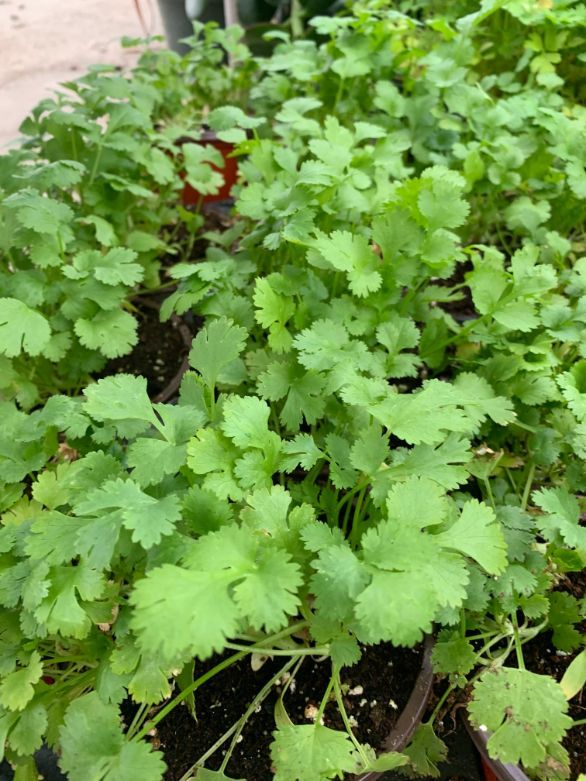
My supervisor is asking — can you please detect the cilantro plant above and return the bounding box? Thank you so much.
[0,27,255,408]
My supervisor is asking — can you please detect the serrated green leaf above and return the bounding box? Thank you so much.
[84,375,155,425]
[0,651,43,711]
[189,318,248,389]
[59,692,165,781]
[436,499,507,574]
[0,299,51,358]
[75,310,137,358]
[271,724,359,781]
[469,669,572,768]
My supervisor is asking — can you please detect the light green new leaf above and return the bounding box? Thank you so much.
[59,693,165,781]
[0,299,51,357]
[271,724,359,781]
[4,191,74,236]
[233,547,301,632]
[402,724,447,778]
[92,248,144,286]
[350,425,388,475]
[258,361,325,431]
[432,631,477,675]
[254,278,295,353]
[354,570,438,647]
[183,143,225,195]
[418,167,470,231]
[221,395,273,450]
[280,434,323,472]
[34,564,104,638]
[188,318,248,389]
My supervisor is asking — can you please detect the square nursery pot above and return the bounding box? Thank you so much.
[181,130,239,205]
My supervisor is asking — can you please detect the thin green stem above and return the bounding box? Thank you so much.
[521,461,535,511]
[333,668,370,767]
[316,676,335,724]
[132,280,178,297]
[134,651,246,742]
[224,642,329,657]
[135,623,309,742]
[88,143,104,187]
[127,701,150,740]
[290,0,304,38]
[483,477,496,511]
[218,657,297,774]
[511,611,525,670]
[571,718,586,727]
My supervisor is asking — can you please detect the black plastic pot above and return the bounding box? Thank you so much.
[353,635,435,781]
[462,714,530,781]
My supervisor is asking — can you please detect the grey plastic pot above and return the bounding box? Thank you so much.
[155,0,225,52]
[462,714,530,781]
[352,635,435,781]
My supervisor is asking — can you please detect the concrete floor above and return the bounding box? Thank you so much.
[0,0,163,149]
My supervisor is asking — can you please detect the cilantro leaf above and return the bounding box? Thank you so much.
[469,669,572,768]
[59,692,165,781]
[309,230,382,297]
[75,310,137,358]
[271,724,359,781]
[532,487,586,549]
[188,317,248,389]
[220,395,273,449]
[132,526,301,662]
[76,478,181,549]
[258,361,325,431]
[0,651,43,711]
[254,277,295,353]
[436,499,508,574]
[0,299,51,357]
[84,375,156,425]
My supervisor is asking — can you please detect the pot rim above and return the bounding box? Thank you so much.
[352,635,435,781]
[461,712,530,781]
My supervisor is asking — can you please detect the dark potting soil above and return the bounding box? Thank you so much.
[154,643,423,781]
[519,570,586,780]
[99,300,192,402]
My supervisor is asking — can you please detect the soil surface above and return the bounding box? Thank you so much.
[99,298,192,402]
[520,570,586,781]
[154,643,424,781]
